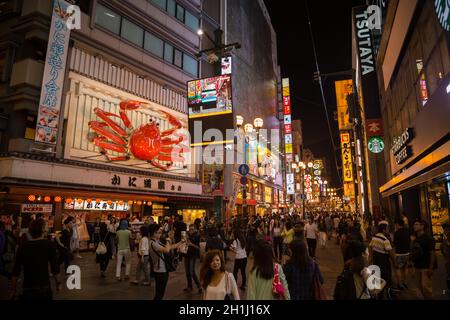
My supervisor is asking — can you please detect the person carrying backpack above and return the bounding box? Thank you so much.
[149,223,185,300]
[334,240,371,300]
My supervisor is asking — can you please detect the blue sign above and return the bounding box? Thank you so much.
[240,176,248,185]
[300,194,307,200]
[238,164,250,176]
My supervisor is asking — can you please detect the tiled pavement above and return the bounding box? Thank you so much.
[1,238,449,300]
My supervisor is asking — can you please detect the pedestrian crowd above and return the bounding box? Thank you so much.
[1,210,449,301]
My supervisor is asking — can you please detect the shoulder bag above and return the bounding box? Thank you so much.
[96,232,109,255]
[224,272,234,300]
[151,240,177,272]
[272,263,286,299]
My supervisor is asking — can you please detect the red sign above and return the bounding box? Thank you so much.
[285,124,292,134]
[284,105,291,115]
[283,96,291,107]
[341,133,350,143]
[366,119,383,137]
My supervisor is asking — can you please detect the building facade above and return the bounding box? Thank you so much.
[0,0,215,230]
[377,0,450,244]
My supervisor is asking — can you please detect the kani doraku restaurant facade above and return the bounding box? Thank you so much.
[377,0,450,244]
[0,0,217,230]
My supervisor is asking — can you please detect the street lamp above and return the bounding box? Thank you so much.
[236,115,244,127]
[308,162,313,168]
[253,118,263,130]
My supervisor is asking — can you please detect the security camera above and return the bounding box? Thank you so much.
[207,53,219,64]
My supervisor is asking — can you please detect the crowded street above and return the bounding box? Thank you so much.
[1,0,450,305]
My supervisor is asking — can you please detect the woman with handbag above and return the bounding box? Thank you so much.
[247,240,290,300]
[200,250,240,300]
[95,223,112,278]
[149,223,186,300]
[283,240,324,300]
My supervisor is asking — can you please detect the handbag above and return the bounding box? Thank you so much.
[311,261,327,300]
[96,232,109,255]
[224,272,234,300]
[272,263,286,299]
[151,240,177,272]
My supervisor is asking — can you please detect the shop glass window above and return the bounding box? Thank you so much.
[95,3,121,35]
[0,51,6,81]
[185,10,199,31]
[416,59,429,106]
[183,54,197,76]
[427,182,449,244]
[144,32,164,58]
[176,4,185,22]
[164,43,173,63]
[121,18,144,47]
[174,49,182,68]
[152,0,166,10]
[167,0,176,17]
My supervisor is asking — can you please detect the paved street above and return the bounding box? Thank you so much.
[2,237,448,300]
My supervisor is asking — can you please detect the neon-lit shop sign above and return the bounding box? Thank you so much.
[391,127,414,165]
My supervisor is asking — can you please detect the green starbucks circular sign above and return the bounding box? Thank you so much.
[368,137,385,154]
[435,0,450,32]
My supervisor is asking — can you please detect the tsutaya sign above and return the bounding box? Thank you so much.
[354,9,375,76]
[35,0,73,145]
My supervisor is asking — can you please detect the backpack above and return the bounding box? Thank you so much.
[333,269,356,300]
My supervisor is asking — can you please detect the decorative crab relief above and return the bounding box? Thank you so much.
[66,78,191,174]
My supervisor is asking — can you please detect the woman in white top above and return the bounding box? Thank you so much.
[131,226,150,285]
[200,250,240,300]
[70,217,82,259]
[230,229,247,290]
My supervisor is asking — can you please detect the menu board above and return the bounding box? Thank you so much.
[64,199,130,211]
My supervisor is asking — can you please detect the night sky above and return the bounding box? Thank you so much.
[264,0,365,188]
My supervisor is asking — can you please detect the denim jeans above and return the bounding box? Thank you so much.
[135,256,150,283]
[184,255,201,289]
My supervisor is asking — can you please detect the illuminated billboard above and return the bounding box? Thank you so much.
[187,75,235,147]
[187,75,233,119]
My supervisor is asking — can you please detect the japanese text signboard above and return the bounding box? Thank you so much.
[340,133,354,183]
[35,0,72,145]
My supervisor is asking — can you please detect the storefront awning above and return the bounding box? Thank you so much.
[380,157,450,198]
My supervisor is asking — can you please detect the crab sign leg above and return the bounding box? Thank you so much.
[93,108,127,137]
[161,136,184,146]
[119,100,148,129]
[150,160,172,171]
[89,136,130,161]
[88,121,127,146]
[160,145,190,154]
[157,154,185,163]
[160,111,183,137]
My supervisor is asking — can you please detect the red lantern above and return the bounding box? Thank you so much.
[137,201,142,206]
[28,195,36,202]
[107,200,113,205]
[44,196,51,203]
[147,201,152,206]
[86,198,92,204]
[66,198,73,204]
[77,198,83,204]
[118,200,124,205]
[128,200,133,205]
[96,198,102,203]
[54,196,62,203]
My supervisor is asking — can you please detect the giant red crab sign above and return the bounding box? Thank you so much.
[87,100,189,171]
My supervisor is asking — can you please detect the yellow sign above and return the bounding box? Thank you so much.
[285,144,293,154]
[265,187,272,204]
[335,80,353,131]
[344,182,355,198]
[340,133,353,183]
[282,78,290,97]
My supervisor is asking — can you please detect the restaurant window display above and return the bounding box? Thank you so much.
[178,209,206,227]
[427,181,449,243]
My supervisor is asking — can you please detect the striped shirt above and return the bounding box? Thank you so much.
[369,233,392,254]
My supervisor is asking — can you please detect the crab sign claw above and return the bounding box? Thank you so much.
[119,100,148,129]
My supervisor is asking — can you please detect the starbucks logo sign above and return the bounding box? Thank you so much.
[368,137,385,154]
[435,0,450,31]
